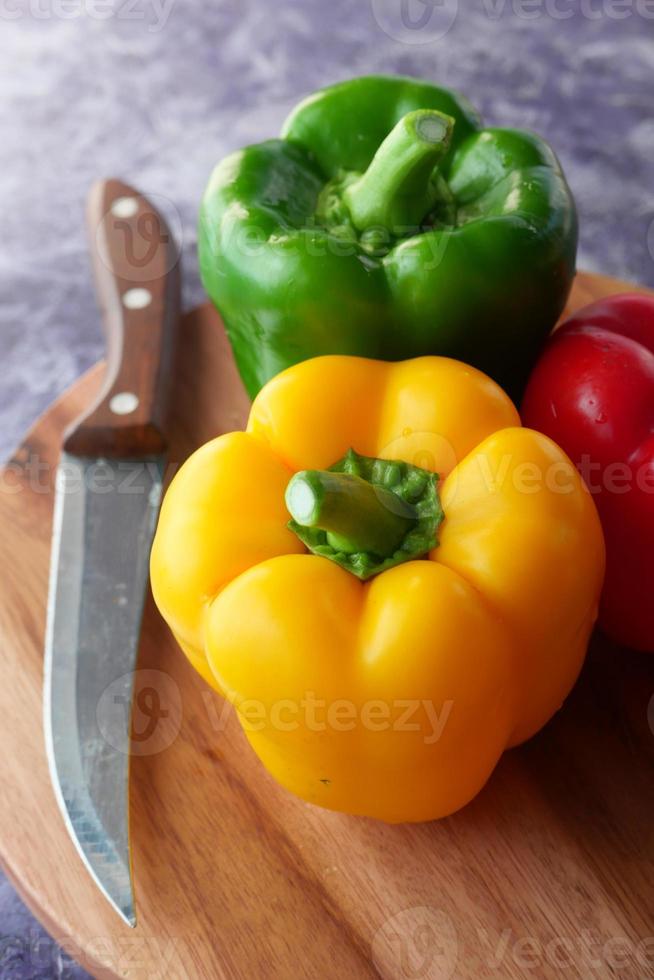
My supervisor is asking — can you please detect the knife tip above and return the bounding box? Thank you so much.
[116,901,137,929]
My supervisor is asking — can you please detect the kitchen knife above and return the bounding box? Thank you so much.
[44,179,180,927]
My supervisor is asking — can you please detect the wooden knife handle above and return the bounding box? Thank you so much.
[63,179,181,458]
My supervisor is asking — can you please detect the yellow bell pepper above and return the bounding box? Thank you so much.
[150,355,604,822]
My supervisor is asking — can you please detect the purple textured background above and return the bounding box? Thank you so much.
[1,1,654,976]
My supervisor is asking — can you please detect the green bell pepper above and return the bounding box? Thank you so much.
[199,75,577,399]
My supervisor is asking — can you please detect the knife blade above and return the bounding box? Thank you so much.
[44,179,180,928]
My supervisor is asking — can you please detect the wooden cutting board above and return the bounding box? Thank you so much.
[1,271,653,980]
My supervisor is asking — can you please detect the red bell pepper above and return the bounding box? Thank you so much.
[522,293,654,652]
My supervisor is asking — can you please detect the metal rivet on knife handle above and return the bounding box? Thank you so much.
[111,196,139,219]
[122,288,153,310]
[110,392,140,415]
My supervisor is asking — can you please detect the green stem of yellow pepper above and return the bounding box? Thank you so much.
[286,469,417,557]
[343,109,454,233]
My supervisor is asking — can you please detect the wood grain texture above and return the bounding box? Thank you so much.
[1,271,653,980]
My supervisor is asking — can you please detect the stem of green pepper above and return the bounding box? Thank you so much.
[344,109,455,234]
[285,469,417,556]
